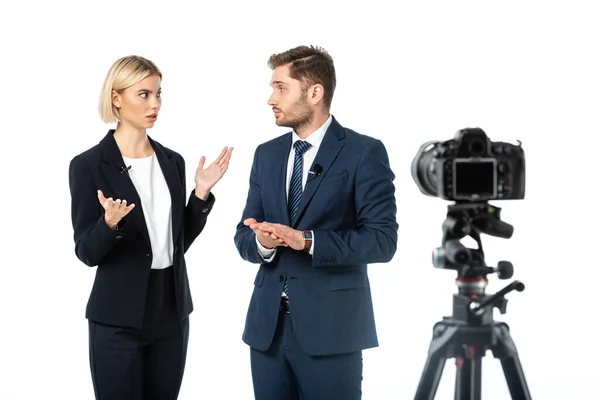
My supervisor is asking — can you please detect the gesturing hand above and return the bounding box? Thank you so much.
[195,146,234,200]
[244,218,287,249]
[97,190,135,230]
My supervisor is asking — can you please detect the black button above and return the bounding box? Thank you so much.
[279,275,284,282]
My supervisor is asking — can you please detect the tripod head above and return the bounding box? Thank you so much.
[432,201,525,317]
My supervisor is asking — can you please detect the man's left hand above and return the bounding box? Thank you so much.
[257,223,304,251]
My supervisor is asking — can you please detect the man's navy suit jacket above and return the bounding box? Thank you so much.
[234,116,398,356]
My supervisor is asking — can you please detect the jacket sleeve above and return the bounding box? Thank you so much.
[179,155,216,254]
[311,139,398,267]
[234,145,269,264]
[69,155,125,267]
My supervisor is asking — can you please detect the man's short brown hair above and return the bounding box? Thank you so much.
[268,45,336,111]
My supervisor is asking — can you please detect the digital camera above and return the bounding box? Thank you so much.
[411,127,525,201]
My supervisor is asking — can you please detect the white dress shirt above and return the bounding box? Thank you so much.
[122,153,174,270]
[256,114,333,262]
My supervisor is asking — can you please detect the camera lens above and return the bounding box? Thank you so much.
[411,141,440,197]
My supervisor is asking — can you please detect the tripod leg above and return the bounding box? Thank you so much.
[492,323,532,400]
[414,351,446,400]
[414,324,459,400]
[454,350,482,400]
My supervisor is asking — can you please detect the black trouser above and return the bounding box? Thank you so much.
[88,267,189,400]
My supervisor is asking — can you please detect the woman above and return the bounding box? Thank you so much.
[68,55,232,399]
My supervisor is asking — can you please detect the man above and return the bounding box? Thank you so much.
[234,45,398,399]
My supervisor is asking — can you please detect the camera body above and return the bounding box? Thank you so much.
[412,128,525,201]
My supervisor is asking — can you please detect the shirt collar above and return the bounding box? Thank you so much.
[291,114,333,150]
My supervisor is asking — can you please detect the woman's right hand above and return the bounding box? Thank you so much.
[97,190,135,230]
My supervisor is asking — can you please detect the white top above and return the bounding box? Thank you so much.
[256,114,333,261]
[122,153,174,270]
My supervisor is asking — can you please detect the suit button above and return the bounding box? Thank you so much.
[202,208,209,213]
[279,275,284,282]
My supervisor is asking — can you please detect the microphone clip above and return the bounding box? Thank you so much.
[308,164,323,176]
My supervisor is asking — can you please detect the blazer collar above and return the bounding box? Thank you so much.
[98,130,184,247]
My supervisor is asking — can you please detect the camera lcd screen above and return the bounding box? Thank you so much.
[453,159,496,199]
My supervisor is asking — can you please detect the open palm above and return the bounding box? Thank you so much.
[194,146,233,195]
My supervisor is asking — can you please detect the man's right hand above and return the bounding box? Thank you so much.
[244,218,287,249]
[98,190,135,230]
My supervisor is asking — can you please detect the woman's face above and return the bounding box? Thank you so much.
[112,74,162,129]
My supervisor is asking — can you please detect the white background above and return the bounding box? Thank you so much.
[1,1,598,399]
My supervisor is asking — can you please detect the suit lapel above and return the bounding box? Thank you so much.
[99,131,151,249]
[291,118,346,228]
[271,133,293,226]
[150,137,184,245]
[98,131,184,249]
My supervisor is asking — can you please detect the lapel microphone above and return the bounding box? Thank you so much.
[309,164,323,176]
[120,165,131,175]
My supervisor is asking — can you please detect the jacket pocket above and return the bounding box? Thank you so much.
[320,171,349,186]
[328,270,366,291]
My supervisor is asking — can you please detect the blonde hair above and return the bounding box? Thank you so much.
[98,55,162,123]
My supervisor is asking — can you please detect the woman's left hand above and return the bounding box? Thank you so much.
[194,146,233,200]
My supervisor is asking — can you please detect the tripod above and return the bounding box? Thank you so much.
[414,202,532,400]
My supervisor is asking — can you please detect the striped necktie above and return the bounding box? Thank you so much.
[283,140,311,296]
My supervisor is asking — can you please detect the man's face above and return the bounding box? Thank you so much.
[267,64,313,130]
